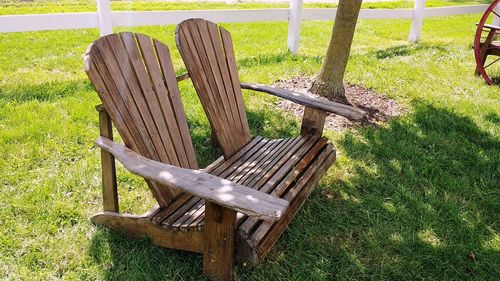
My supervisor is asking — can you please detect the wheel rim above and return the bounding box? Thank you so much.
[474,0,500,85]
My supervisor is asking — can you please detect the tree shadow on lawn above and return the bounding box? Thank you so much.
[267,101,499,280]
[88,102,499,280]
[484,112,500,126]
[237,53,322,68]
[89,229,208,280]
[374,43,448,60]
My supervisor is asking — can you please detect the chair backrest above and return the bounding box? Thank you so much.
[84,32,198,206]
[176,18,251,159]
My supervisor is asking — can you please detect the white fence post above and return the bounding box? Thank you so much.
[96,0,112,36]
[0,4,490,34]
[287,0,303,54]
[409,0,426,43]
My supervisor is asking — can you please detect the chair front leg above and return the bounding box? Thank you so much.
[97,105,119,212]
[203,201,236,281]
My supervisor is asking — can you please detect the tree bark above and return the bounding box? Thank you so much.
[310,0,362,104]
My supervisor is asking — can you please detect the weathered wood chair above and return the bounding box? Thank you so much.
[84,28,364,280]
[175,18,365,277]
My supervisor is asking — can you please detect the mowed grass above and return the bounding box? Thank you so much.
[0,0,493,15]
[1,12,499,281]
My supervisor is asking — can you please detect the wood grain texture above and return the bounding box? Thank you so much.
[251,145,335,244]
[152,193,192,224]
[159,137,268,231]
[239,143,336,263]
[175,72,190,82]
[87,28,340,277]
[301,106,327,137]
[86,38,174,205]
[91,211,204,253]
[176,18,251,158]
[240,82,366,120]
[219,26,251,140]
[255,148,336,260]
[236,137,321,236]
[203,202,236,281]
[149,137,298,231]
[151,135,335,263]
[154,38,198,170]
[96,136,288,221]
[98,107,119,212]
[237,138,297,186]
[84,32,199,206]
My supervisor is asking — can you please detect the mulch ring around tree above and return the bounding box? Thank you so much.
[273,75,406,131]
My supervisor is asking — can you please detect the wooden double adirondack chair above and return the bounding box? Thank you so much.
[84,18,365,280]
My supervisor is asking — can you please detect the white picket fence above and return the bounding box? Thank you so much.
[0,0,489,53]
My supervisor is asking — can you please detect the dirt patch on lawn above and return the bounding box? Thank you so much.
[273,75,406,131]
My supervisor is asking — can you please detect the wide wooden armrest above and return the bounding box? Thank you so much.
[96,136,288,221]
[241,82,366,121]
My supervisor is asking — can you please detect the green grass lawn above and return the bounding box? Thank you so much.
[0,11,499,281]
[0,0,493,15]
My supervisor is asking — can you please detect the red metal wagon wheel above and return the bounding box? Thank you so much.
[474,0,500,85]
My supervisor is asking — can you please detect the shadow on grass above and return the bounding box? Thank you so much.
[484,112,500,125]
[246,109,299,140]
[238,53,322,68]
[489,75,500,86]
[89,228,208,280]
[375,43,448,59]
[88,101,499,280]
[264,101,499,280]
[184,116,221,168]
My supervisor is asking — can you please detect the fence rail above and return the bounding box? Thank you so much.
[0,0,489,53]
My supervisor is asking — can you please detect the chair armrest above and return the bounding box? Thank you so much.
[479,24,500,31]
[96,137,288,221]
[241,82,366,121]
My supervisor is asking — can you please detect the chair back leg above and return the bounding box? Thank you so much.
[301,106,327,137]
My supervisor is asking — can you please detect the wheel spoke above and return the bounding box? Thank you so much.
[484,57,500,69]
[474,0,500,85]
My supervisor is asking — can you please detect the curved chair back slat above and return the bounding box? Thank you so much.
[176,19,251,158]
[85,32,198,206]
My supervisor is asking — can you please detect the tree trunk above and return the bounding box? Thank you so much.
[310,0,362,104]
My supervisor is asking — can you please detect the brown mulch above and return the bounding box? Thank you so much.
[273,75,406,131]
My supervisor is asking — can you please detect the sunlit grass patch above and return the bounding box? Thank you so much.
[0,11,499,281]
